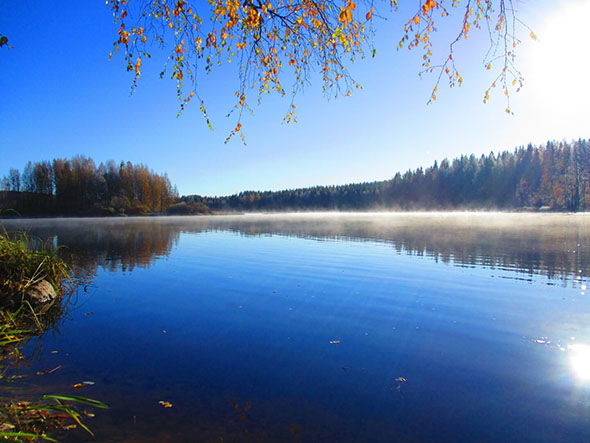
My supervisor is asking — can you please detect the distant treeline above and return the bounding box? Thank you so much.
[0,157,182,216]
[3,139,590,216]
[185,139,590,212]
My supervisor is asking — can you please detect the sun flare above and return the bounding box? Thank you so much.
[522,0,590,138]
[569,344,590,381]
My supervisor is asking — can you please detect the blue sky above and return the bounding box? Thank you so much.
[1,1,589,196]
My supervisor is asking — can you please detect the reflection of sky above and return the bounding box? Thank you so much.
[9,218,590,441]
[2,213,589,285]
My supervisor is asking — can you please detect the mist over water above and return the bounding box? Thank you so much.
[4,212,589,283]
[2,213,590,441]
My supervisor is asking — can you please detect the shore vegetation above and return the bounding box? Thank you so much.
[0,231,106,441]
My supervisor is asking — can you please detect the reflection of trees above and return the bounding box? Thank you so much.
[2,215,589,283]
[0,219,180,277]
[182,214,590,283]
[58,223,180,275]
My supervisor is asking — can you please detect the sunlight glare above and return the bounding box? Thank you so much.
[521,0,590,140]
[568,344,590,381]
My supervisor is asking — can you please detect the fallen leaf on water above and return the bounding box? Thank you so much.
[158,401,173,408]
[395,377,407,382]
[50,350,59,354]
[73,381,95,389]
[63,424,77,430]
[7,375,26,380]
[329,340,341,344]
[38,365,63,376]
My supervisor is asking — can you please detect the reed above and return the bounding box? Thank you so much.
[0,231,106,441]
[0,395,108,441]
[0,230,71,304]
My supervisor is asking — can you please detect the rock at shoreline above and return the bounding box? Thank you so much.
[25,280,57,306]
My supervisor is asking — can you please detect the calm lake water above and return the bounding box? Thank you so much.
[2,213,590,442]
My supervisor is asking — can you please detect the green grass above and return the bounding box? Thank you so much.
[0,230,71,305]
[0,230,72,374]
[0,395,108,441]
[0,231,106,441]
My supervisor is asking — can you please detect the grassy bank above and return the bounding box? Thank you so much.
[0,231,70,306]
[0,231,106,441]
[0,230,70,358]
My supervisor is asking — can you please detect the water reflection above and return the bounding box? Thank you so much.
[1,218,180,276]
[1,213,590,441]
[1,213,589,283]
[569,344,590,381]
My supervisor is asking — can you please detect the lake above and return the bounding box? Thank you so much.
[2,213,590,442]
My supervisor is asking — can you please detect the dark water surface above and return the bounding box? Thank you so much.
[2,213,590,442]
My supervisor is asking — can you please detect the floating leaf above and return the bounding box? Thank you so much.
[73,381,95,389]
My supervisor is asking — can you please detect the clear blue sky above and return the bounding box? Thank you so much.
[1,1,589,196]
